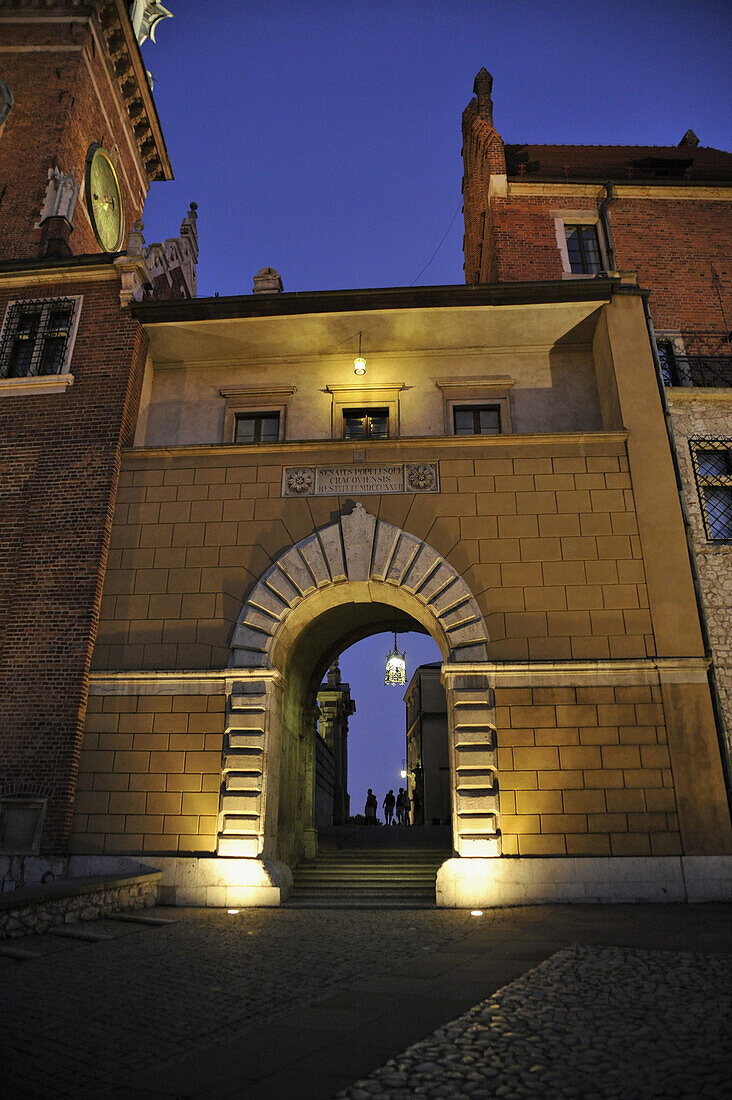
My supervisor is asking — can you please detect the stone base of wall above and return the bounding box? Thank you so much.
[154,856,293,907]
[0,868,161,939]
[436,855,732,907]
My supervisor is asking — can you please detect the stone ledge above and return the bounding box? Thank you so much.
[0,870,161,939]
[436,855,732,907]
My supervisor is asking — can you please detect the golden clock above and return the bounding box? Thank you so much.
[85,144,124,252]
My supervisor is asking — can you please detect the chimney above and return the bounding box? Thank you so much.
[253,267,283,293]
[473,68,494,126]
[678,129,700,148]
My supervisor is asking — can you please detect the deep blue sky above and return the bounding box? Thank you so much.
[338,631,441,817]
[138,1,730,811]
[141,0,732,298]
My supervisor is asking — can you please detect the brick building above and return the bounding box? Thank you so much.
[0,0,196,858]
[1,12,731,908]
[462,67,732,768]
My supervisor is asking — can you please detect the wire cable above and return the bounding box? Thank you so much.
[409,201,463,286]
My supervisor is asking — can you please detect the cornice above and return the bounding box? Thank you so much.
[508,180,732,202]
[0,1,172,181]
[97,0,173,182]
[122,429,630,462]
[442,656,710,686]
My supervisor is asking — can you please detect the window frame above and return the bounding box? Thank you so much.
[689,437,732,542]
[326,383,404,441]
[552,210,610,278]
[436,377,514,437]
[0,295,82,395]
[452,404,502,436]
[342,406,389,440]
[219,385,294,444]
[234,411,281,445]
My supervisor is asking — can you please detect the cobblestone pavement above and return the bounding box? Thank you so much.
[1,904,731,1098]
[0,907,473,1098]
[339,944,732,1099]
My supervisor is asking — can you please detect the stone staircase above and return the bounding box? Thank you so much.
[285,826,452,909]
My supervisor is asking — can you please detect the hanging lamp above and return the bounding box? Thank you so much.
[353,331,366,376]
[385,632,406,686]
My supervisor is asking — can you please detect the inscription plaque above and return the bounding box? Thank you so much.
[282,462,439,497]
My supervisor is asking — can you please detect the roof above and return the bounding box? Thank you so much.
[504,143,732,183]
[130,276,630,324]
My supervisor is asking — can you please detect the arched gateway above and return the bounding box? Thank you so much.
[218,503,501,884]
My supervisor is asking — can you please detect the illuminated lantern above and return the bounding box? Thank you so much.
[385,633,406,686]
[354,331,366,376]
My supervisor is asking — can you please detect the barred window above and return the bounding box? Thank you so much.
[690,438,732,541]
[0,297,80,381]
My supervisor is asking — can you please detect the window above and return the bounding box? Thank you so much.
[690,438,732,540]
[437,377,514,436]
[219,385,294,443]
[234,412,280,444]
[564,224,603,274]
[0,297,81,385]
[343,408,389,440]
[453,405,501,436]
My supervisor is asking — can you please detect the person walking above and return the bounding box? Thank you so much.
[383,789,396,825]
[402,786,412,827]
[365,788,378,825]
[395,787,405,825]
[412,788,422,827]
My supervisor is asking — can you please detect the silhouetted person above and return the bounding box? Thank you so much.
[396,787,405,825]
[365,788,377,825]
[412,788,422,826]
[383,789,395,825]
[402,787,411,826]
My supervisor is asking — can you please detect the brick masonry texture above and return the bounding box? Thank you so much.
[92,440,651,672]
[0,16,147,260]
[495,684,679,857]
[461,101,732,334]
[70,693,225,855]
[669,398,732,759]
[0,275,148,851]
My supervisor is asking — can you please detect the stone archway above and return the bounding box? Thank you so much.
[218,504,500,874]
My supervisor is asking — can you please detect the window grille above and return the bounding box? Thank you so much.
[0,297,78,380]
[657,332,732,389]
[689,437,732,541]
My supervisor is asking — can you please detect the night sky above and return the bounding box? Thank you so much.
[138,0,731,810]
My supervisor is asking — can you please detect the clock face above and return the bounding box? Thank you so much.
[85,145,124,252]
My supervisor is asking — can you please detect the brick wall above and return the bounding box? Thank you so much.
[0,14,147,260]
[0,273,148,851]
[70,692,224,855]
[461,107,732,333]
[91,438,651,671]
[496,684,679,856]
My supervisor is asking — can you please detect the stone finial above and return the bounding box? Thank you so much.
[129,0,173,46]
[678,128,700,148]
[327,659,341,687]
[473,68,494,126]
[180,202,199,261]
[127,219,146,256]
[253,267,283,294]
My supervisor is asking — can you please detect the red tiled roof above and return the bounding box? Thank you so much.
[504,143,732,183]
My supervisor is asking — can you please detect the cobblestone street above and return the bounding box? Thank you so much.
[1,903,731,1098]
